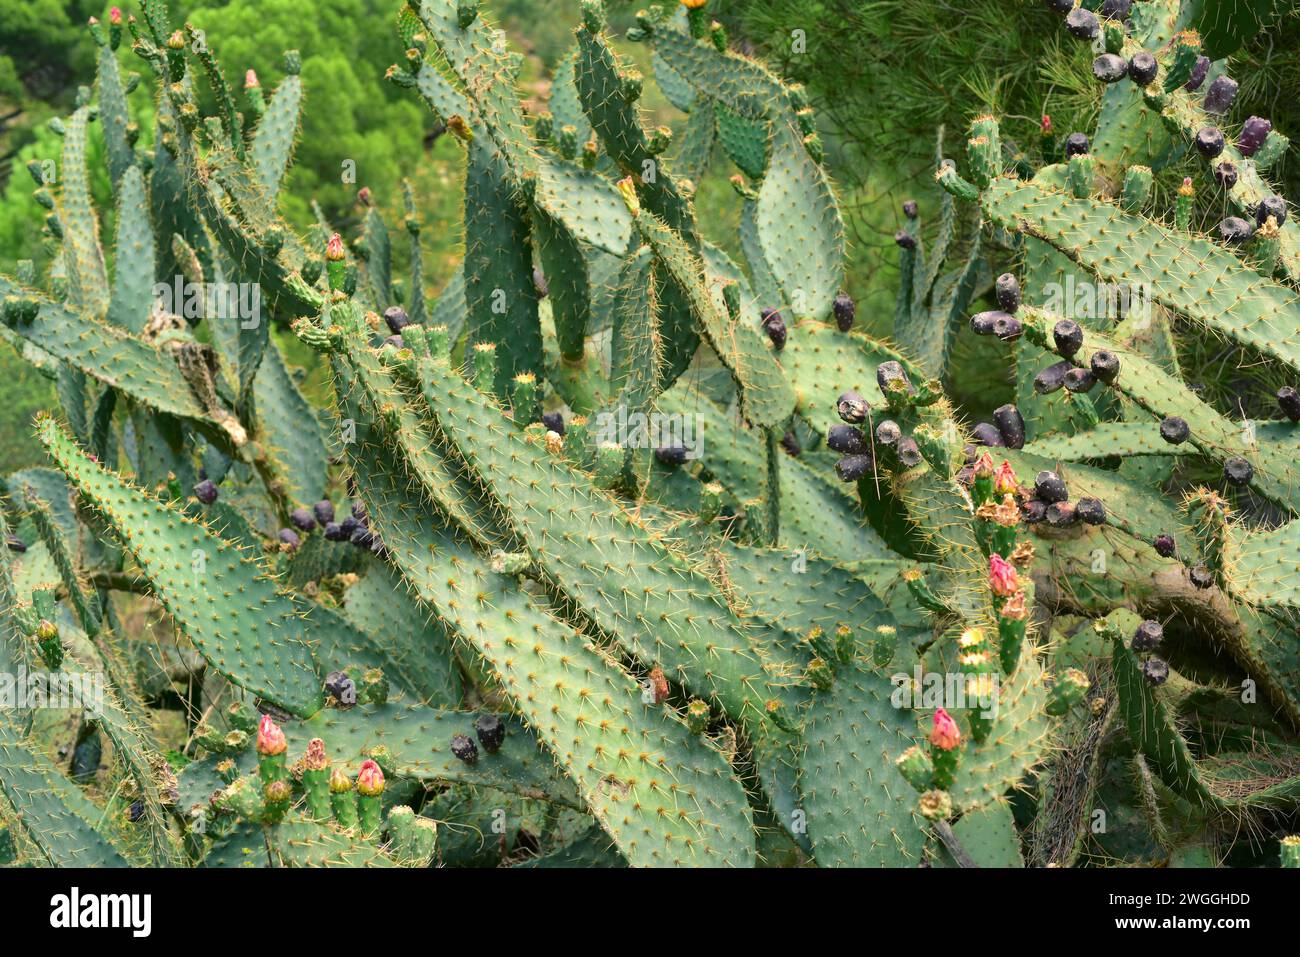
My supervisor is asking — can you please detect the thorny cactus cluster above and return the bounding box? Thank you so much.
[0,0,1298,869]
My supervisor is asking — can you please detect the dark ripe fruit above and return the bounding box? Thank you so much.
[1238,117,1273,158]
[1128,51,1157,86]
[383,305,410,335]
[4,534,26,554]
[993,314,1023,342]
[1044,0,1072,14]
[1141,657,1170,685]
[1154,534,1176,557]
[325,670,356,706]
[1223,456,1254,486]
[351,500,368,522]
[383,335,403,349]
[1035,470,1069,504]
[1131,620,1164,653]
[1256,195,1288,227]
[533,266,549,299]
[1159,416,1190,444]
[971,422,1006,447]
[833,292,856,331]
[278,528,301,550]
[896,436,923,469]
[541,410,565,435]
[1053,319,1084,357]
[450,733,479,764]
[313,500,335,526]
[1093,54,1128,83]
[1034,361,1072,395]
[1066,7,1099,38]
[1021,499,1048,524]
[993,403,1026,449]
[1214,161,1238,190]
[1277,386,1300,422]
[1090,349,1120,383]
[760,307,782,326]
[1194,126,1225,158]
[1100,0,1132,17]
[1189,564,1215,589]
[827,424,868,455]
[837,390,870,424]
[474,714,505,754]
[1064,367,1096,393]
[995,273,1021,313]
[350,525,375,549]
[194,479,219,505]
[1184,55,1210,92]
[894,229,917,250]
[970,309,1009,335]
[876,419,903,446]
[323,521,347,542]
[763,314,787,349]
[655,445,688,467]
[339,516,359,539]
[1077,497,1107,525]
[1046,501,1078,527]
[876,360,912,397]
[903,200,919,218]
[1203,75,1238,114]
[781,429,802,456]
[126,800,146,824]
[1065,132,1090,157]
[835,453,874,482]
[1218,216,1255,244]
[290,507,316,532]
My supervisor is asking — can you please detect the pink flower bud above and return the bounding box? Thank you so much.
[1041,114,1052,134]
[989,553,1020,597]
[325,232,346,261]
[110,7,123,25]
[930,708,961,750]
[303,738,328,771]
[993,460,1018,495]
[973,451,996,478]
[244,69,259,89]
[357,186,372,206]
[356,759,384,797]
[256,714,287,756]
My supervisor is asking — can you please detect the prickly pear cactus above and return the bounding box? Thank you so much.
[0,0,1297,869]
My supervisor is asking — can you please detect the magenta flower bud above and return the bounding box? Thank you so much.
[993,460,1018,496]
[256,714,287,756]
[930,708,962,751]
[326,233,346,261]
[989,553,1020,597]
[356,759,385,797]
[244,69,260,90]
[109,7,123,25]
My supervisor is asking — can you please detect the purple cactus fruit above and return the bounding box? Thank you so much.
[1256,195,1288,227]
[383,306,410,335]
[1277,386,1300,422]
[1044,0,1072,14]
[1214,161,1239,190]
[350,525,375,549]
[876,419,902,446]
[1154,534,1176,558]
[993,403,1025,449]
[290,507,316,532]
[896,436,923,469]
[193,479,219,505]
[902,199,919,219]
[1090,350,1120,384]
[833,292,857,332]
[1064,367,1097,393]
[781,429,802,456]
[450,733,479,764]
[1100,0,1132,17]
[384,335,404,349]
[876,360,913,397]
[541,411,565,435]
[351,501,368,522]
[1189,564,1215,589]
[338,516,359,540]
[1034,361,1073,395]
[655,446,688,467]
[1184,55,1210,92]
[1141,657,1169,685]
[1131,620,1163,653]
[1066,7,1099,38]
[313,500,335,525]
[533,266,549,299]
[970,310,1009,335]
[1046,501,1078,527]
[1223,456,1253,486]
[1021,499,1048,524]
[761,310,787,350]
[993,314,1023,342]
[277,528,301,550]
[1076,497,1106,525]
[1194,126,1225,159]
[827,424,868,455]
[5,534,26,554]
[1093,54,1128,83]
[1052,319,1084,357]
[325,671,356,706]
[323,521,347,542]
[1159,416,1190,444]
[1035,470,1069,504]
[474,714,505,754]
[1219,216,1255,244]
[835,453,874,482]
[837,390,870,424]
[1065,132,1090,157]
[1128,52,1157,86]
[1203,75,1238,114]
[1238,117,1273,158]
[971,422,1006,447]
[894,229,917,251]
[995,274,1021,313]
